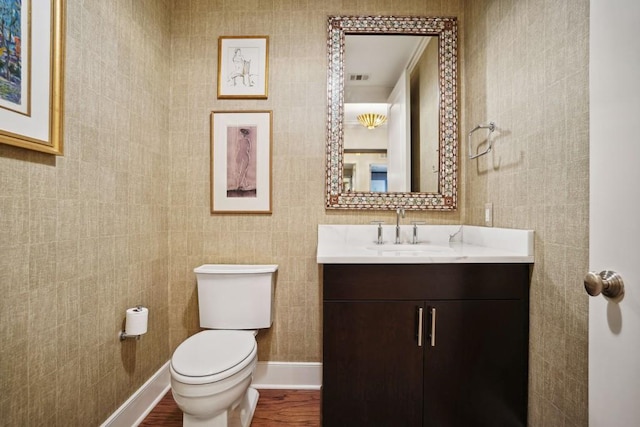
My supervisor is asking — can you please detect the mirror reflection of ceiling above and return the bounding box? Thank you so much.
[344,35,423,115]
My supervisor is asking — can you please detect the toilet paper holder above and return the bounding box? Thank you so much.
[120,332,141,341]
[120,330,141,341]
[120,305,148,341]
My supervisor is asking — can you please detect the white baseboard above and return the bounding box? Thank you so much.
[100,360,322,427]
[252,361,322,390]
[100,361,171,427]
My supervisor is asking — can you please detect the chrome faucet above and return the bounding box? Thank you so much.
[411,221,426,244]
[395,208,405,244]
[371,221,384,244]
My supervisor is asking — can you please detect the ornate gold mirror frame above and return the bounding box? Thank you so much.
[326,16,458,210]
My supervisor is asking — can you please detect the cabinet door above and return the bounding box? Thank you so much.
[423,299,527,427]
[323,301,424,426]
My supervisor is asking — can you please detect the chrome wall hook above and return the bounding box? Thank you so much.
[468,122,496,159]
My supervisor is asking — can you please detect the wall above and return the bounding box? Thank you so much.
[463,0,590,425]
[167,0,463,363]
[0,1,171,425]
[411,37,439,192]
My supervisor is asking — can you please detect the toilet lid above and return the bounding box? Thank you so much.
[171,330,256,377]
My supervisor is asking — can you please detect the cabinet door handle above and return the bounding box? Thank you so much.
[430,307,437,347]
[417,307,424,347]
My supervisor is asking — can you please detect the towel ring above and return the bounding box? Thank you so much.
[468,122,496,159]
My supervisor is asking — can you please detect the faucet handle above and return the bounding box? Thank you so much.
[370,221,385,244]
[410,221,426,244]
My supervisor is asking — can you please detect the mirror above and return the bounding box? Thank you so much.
[326,16,458,210]
[344,35,439,194]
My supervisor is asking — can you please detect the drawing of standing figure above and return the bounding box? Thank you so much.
[226,126,257,198]
[235,128,251,190]
[227,48,254,87]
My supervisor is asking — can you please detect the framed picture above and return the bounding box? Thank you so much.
[210,110,272,214]
[0,0,65,155]
[217,36,268,99]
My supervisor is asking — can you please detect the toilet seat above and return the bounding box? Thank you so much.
[171,330,257,385]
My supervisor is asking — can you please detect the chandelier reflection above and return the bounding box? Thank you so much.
[357,113,387,129]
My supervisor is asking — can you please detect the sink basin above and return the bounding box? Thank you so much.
[366,243,453,253]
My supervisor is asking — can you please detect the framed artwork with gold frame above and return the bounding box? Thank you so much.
[210,110,272,214]
[217,36,268,99]
[0,0,65,155]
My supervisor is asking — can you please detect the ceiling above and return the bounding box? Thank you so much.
[343,34,432,125]
[345,35,423,90]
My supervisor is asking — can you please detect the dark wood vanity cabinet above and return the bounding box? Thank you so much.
[322,263,530,427]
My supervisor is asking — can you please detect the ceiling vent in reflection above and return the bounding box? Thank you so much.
[348,74,370,81]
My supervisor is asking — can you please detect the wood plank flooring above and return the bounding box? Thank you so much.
[140,389,320,426]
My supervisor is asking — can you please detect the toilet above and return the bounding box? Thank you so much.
[170,264,278,427]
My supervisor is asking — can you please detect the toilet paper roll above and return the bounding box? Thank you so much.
[125,306,148,336]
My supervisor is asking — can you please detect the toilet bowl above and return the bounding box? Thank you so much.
[169,264,277,427]
[170,330,259,427]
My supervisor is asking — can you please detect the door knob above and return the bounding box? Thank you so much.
[584,270,624,298]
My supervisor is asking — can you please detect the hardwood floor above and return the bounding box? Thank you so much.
[140,389,320,426]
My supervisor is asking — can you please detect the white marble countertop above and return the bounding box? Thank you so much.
[317,224,534,264]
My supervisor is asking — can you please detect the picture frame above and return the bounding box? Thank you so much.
[0,0,65,155]
[217,36,268,99]
[210,110,272,214]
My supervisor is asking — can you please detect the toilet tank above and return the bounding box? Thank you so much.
[194,264,278,329]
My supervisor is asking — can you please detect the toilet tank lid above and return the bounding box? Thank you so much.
[194,264,278,274]
[171,330,256,377]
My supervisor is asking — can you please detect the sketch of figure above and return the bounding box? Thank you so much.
[235,128,251,190]
[226,126,257,198]
[227,48,255,87]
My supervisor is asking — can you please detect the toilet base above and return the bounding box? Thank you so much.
[238,387,259,427]
[182,387,259,427]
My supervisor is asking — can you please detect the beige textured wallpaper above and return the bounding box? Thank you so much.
[0,1,172,425]
[463,0,590,425]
